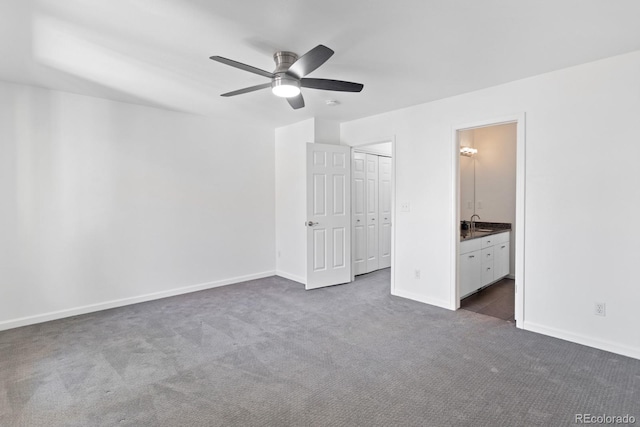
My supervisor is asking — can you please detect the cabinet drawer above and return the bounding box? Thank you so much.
[460,238,481,254]
[494,231,510,245]
[481,235,497,248]
[481,247,494,265]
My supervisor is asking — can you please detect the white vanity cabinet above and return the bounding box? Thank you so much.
[459,238,481,298]
[459,231,510,299]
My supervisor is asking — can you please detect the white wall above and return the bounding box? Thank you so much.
[314,119,340,145]
[275,119,314,284]
[459,129,475,221]
[473,124,517,226]
[341,50,640,359]
[0,81,275,329]
[460,124,517,276]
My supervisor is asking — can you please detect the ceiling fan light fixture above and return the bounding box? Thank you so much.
[271,75,301,98]
[210,45,364,109]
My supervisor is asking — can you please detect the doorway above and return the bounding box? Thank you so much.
[452,115,525,327]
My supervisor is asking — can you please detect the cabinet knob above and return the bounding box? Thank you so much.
[501,245,505,248]
[469,255,474,258]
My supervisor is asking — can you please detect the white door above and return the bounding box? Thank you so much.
[352,152,367,276]
[365,154,379,273]
[306,143,351,290]
[378,156,392,269]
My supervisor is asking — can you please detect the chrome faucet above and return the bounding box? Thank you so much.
[470,214,481,233]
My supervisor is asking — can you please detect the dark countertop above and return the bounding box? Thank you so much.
[460,222,511,242]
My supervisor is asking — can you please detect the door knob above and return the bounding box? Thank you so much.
[306,221,319,227]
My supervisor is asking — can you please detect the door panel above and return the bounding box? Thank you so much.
[313,229,326,271]
[352,152,367,276]
[379,223,391,266]
[313,174,326,215]
[365,154,379,273]
[306,143,351,289]
[333,175,345,214]
[378,156,392,269]
[333,227,346,268]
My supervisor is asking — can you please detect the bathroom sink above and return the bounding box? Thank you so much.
[461,230,491,239]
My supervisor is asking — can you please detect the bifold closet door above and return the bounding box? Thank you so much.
[352,152,391,276]
[365,154,379,273]
[378,156,392,269]
[352,152,367,276]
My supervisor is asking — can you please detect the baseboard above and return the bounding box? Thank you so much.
[523,321,640,360]
[392,288,453,311]
[0,270,276,332]
[275,270,306,285]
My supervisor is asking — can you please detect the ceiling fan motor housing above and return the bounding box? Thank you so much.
[273,51,299,73]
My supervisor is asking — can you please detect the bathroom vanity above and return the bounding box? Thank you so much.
[459,229,510,299]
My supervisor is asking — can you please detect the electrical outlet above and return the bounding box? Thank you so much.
[594,302,606,317]
[400,201,410,212]
[414,269,421,279]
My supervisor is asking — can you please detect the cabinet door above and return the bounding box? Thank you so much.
[460,250,481,298]
[481,263,494,287]
[494,241,510,279]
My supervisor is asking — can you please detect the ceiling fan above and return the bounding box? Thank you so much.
[209,45,364,110]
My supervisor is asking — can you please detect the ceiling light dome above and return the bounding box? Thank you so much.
[271,75,301,98]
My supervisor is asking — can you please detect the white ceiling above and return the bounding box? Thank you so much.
[2,0,640,128]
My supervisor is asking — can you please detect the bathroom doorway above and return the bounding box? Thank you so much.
[452,115,526,327]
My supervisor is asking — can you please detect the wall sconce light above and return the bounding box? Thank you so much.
[460,146,478,157]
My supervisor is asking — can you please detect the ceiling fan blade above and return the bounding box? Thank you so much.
[210,56,275,79]
[301,78,364,92]
[221,83,272,97]
[287,94,305,109]
[286,45,334,78]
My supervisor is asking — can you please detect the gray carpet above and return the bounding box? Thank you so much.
[1,269,638,426]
